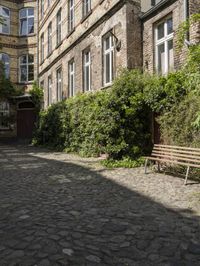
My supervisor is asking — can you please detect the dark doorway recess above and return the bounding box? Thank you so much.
[17,101,36,139]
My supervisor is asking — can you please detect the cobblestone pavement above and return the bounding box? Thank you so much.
[0,144,200,266]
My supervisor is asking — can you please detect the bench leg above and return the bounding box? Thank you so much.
[184,166,190,185]
[144,159,148,174]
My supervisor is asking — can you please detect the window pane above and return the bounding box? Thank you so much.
[28,54,34,63]
[20,66,27,82]
[167,18,173,35]
[2,7,9,17]
[28,18,34,34]
[105,37,110,50]
[105,53,110,83]
[20,55,27,64]
[158,43,165,74]
[20,18,27,35]
[19,9,26,18]
[28,8,34,16]
[86,66,89,91]
[168,39,174,71]
[28,65,34,81]
[157,22,164,40]
[2,17,9,33]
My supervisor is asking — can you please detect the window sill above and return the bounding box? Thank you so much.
[67,28,75,38]
[81,10,92,24]
[0,32,10,36]
[101,84,112,90]
[55,40,63,50]
[19,33,36,37]
[18,81,34,85]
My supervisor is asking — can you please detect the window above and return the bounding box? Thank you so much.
[0,53,10,78]
[103,33,114,86]
[41,0,44,17]
[48,75,52,106]
[48,22,52,55]
[19,54,34,82]
[0,6,10,34]
[83,0,91,17]
[83,49,91,91]
[56,9,62,45]
[68,0,75,32]
[68,59,75,97]
[155,17,174,74]
[48,0,52,7]
[56,68,62,101]
[19,8,34,36]
[40,33,44,62]
[0,101,9,129]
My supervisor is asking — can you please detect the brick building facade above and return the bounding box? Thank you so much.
[0,0,199,139]
[0,0,37,138]
[38,0,142,108]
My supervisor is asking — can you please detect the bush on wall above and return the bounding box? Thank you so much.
[33,70,152,159]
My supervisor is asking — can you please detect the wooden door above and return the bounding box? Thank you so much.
[17,104,36,139]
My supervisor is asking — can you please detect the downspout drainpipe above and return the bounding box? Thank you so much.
[36,0,39,86]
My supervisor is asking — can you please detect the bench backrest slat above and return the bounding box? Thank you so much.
[152,150,200,160]
[151,153,200,164]
[151,144,200,167]
[154,144,200,152]
[153,147,200,156]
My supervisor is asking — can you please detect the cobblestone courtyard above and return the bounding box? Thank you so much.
[0,144,200,266]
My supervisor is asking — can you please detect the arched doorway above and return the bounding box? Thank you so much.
[17,101,36,139]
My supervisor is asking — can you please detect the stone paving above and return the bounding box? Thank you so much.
[0,144,200,266]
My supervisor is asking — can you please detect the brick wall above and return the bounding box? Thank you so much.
[38,0,142,109]
[142,0,200,74]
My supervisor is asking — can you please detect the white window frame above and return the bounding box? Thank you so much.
[56,68,62,102]
[68,0,75,32]
[155,17,174,75]
[83,0,91,17]
[56,9,62,45]
[0,53,10,78]
[48,22,52,55]
[41,0,44,18]
[0,6,10,34]
[0,101,10,130]
[19,54,34,83]
[48,75,52,106]
[103,33,114,86]
[83,49,91,92]
[19,8,34,36]
[41,33,44,62]
[69,60,75,97]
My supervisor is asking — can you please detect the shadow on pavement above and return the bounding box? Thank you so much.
[0,144,200,266]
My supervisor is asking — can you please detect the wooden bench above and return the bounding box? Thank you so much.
[144,144,200,185]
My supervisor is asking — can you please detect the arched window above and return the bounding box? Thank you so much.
[0,53,10,78]
[0,6,10,34]
[19,54,34,82]
[19,8,34,36]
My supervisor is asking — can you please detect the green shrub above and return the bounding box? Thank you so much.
[34,70,152,159]
[101,157,145,168]
[158,92,200,146]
